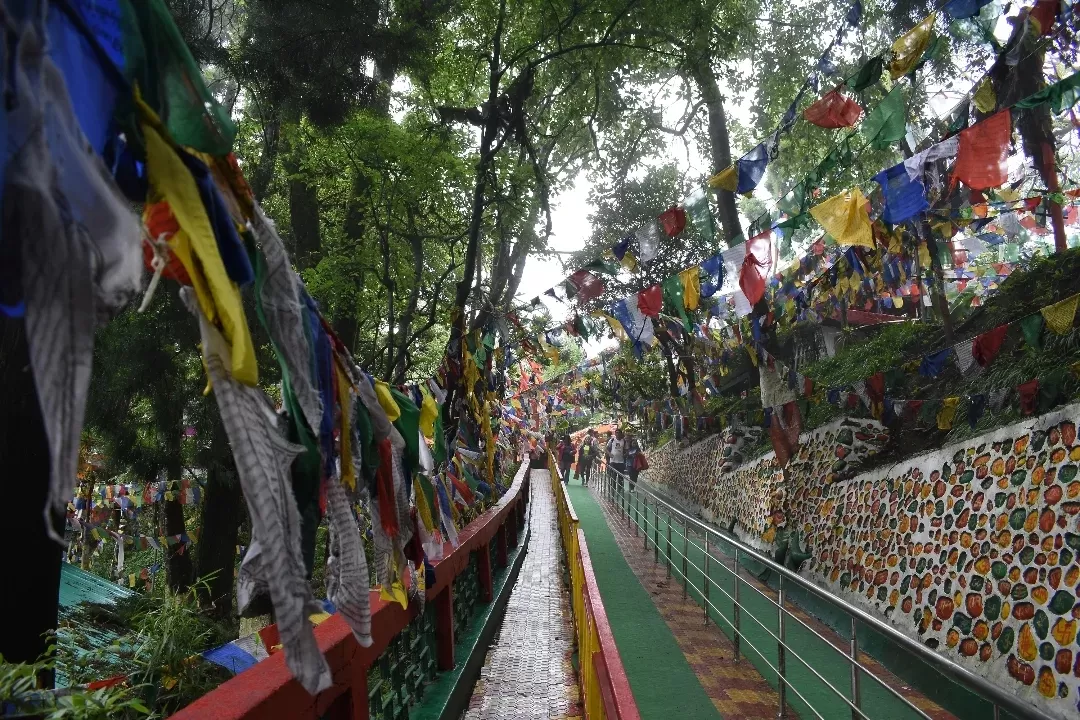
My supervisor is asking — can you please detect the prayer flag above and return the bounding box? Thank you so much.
[636,221,660,262]
[567,270,605,304]
[810,188,873,248]
[679,267,701,311]
[874,163,928,225]
[736,143,769,194]
[953,110,1011,190]
[861,85,906,149]
[943,0,992,20]
[1041,294,1079,334]
[803,87,862,128]
[890,14,936,79]
[659,206,687,237]
[849,55,883,92]
[685,187,714,241]
[708,166,738,192]
[972,325,1008,366]
[637,285,662,318]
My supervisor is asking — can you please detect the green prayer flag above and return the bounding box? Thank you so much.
[662,274,691,331]
[584,259,620,276]
[685,188,714,242]
[849,56,884,92]
[433,410,447,465]
[390,387,421,477]
[1015,72,1080,115]
[946,101,969,136]
[862,85,906,149]
[1020,314,1044,350]
[1040,369,1066,413]
[777,213,812,230]
[574,315,590,340]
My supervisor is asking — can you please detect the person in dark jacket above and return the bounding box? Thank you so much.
[577,429,598,485]
[557,433,575,482]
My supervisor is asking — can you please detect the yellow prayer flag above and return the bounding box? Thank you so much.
[599,313,627,341]
[973,78,997,114]
[374,380,401,422]
[140,100,257,385]
[937,397,959,431]
[890,14,937,80]
[419,388,438,440]
[810,188,873,248]
[708,166,738,192]
[620,251,639,272]
[1041,294,1079,334]
[679,267,701,311]
[918,241,931,267]
[336,363,356,491]
[414,477,436,533]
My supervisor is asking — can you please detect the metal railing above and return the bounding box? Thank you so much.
[549,455,641,720]
[593,461,1052,720]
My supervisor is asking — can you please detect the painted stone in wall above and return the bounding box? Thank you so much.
[800,407,1080,718]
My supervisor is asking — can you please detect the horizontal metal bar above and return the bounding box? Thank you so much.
[599,461,1049,720]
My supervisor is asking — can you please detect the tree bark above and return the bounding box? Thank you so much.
[194,465,241,618]
[691,60,743,243]
[284,137,322,271]
[0,318,64,687]
[163,459,194,592]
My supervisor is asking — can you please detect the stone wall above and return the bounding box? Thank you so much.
[642,409,1080,719]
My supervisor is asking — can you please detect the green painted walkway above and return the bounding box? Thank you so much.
[566,482,724,720]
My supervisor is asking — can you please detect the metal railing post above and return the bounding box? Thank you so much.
[850,616,861,720]
[666,515,672,578]
[777,575,787,719]
[703,532,710,623]
[643,498,649,549]
[733,546,741,663]
[653,502,660,564]
[681,519,689,598]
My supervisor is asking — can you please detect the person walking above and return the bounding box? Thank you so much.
[606,427,626,489]
[626,434,645,492]
[577,429,597,485]
[557,433,576,482]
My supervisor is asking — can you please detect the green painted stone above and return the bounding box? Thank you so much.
[1012,583,1028,601]
[1048,590,1075,615]
[960,470,975,485]
[1065,533,1080,552]
[956,551,967,572]
[997,625,1015,653]
[970,575,984,592]
[1011,470,1028,487]
[901,575,911,593]
[954,499,966,515]
[1060,465,1078,483]
[1009,508,1027,530]
[953,612,972,634]
[985,595,1002,620]
[1060,548,1074,566]
[1039,641,1056,661]
[1020,546,1035,565]
[1032,431,1047,452]
[995,492,1008,508]
[840,571,852,587]
[968,515,978,530]
[917,557,927,574]
[935,499,945,516]
[992,561,1008,579]
[1034,609,1049,640]
[944,514,954,530]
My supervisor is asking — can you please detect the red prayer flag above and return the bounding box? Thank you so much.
[953,110,1011,191]
[739,231,773,306]
[769,401,802,467]
[567,270,605,303]
[659,206,687,237]
[803,376,815,397]
[637,285,663,318]
[972,325,1008,366]
[803,87,863,129]
[1018,379,1039,416]
[1029,0,1059,34]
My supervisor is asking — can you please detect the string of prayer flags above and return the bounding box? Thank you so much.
[1041,294,1079,334]
[874,163,928,225]
[1019,378,1040,416]
[810,188,873,247]
[737,143,770,194]
[659,206,687,237]
[861,85,907,149]
[1015,72,1080,115]
[953,109,1011,190]
[612,296,655,351]
[890,13,937,79]
[904,136,958,181]
[803,87,863,128]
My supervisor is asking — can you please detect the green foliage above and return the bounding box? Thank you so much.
[1,650,148,720]
[800,321,941,388]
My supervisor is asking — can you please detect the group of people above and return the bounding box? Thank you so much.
[555,427,646,490]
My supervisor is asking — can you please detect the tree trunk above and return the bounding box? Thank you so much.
[691,60,743,243]
[194,466,241,618]
[284,137,322,271]
[163,460,194,592]
[0,317,64,687]
[249,119,280,201]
